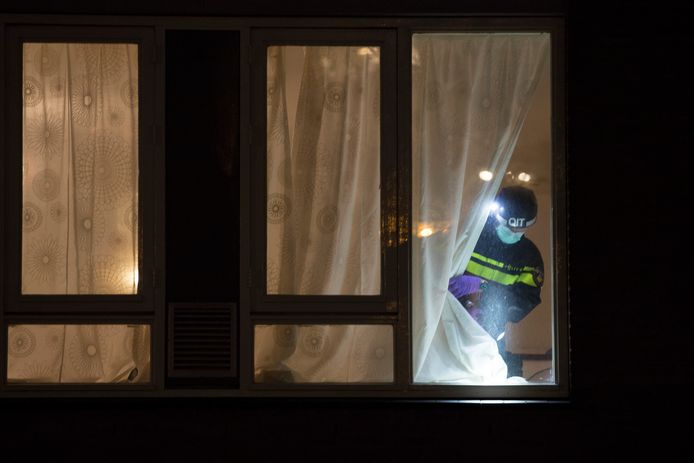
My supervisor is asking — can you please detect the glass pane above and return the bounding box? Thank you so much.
[411,33,554,385]
[254,324,393,383]
[7,324,150,384]
[266,46,381,295]
[22,43,139,294]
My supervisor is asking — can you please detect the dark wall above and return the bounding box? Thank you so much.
[0,0,567,16]
[2,0,692,460]
[165,30,240,304]
[567,3,692,391]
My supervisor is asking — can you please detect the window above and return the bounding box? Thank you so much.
[254,324,394,384]
[1,16,567,399]
[7,324,150,384]
[411,33,555,385]
[5,26,156,312]
[21,42,140,296]
[251,29,397,312]
[2,25,156,389]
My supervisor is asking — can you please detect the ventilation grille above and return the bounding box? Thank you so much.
[168,303,237,379]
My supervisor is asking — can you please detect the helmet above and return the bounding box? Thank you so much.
[494,186,538,229]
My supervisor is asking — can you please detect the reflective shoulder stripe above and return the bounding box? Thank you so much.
[470,252,506,269]
[466,260,540,288]
[466,260,518,286]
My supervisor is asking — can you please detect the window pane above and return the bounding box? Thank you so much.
[266,46,381,295]
[411,33,554,385]
[7,324,150,384]
[254,324,393,383]
[22,43,139,295]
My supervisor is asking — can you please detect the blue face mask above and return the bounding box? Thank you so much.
[495,224,524,244]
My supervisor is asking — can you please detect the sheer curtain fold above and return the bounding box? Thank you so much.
[412,34,550,384]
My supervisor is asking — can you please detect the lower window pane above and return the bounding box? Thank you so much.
[254,324,393,384]
[7,324,150,384]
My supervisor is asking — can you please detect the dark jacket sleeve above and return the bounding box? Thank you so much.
[504,281,542,323]
[505,246,544,322]
[480,247,544,325]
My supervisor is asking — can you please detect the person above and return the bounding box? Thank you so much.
[448,185,544,377]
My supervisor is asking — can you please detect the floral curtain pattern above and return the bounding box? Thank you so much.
[7,324,150,383]
[266,46,381,296]
[22,43,139,294]
[257,46,391,382]
[254,324,393,383]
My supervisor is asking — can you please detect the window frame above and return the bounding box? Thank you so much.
[250,319,399,391]
[400,19,569,398]
[0,14,568,400]
[2,317,157,392]
[250,28,399,315]
[3,25,157,314]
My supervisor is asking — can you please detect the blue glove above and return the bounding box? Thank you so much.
[448,274,483,298]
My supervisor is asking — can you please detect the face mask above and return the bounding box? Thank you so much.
[495,224,524,244]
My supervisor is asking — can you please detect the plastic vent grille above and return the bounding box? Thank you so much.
[168,303,236,378]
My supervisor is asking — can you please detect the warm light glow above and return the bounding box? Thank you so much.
[358,47,372,56]
[412,49,421,66]
[479,170,493,182]
[518,172,531,182]
[127,267,139,291]
[418,227,434,238]
[416,220,450,238]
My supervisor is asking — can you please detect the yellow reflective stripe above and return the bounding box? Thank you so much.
[466,261,540,288]
[517,272,539,287]
[471,252,505,269]
[466,261,518,286]
[470,252,538,279]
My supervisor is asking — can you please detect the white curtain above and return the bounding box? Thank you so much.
[266,46,381,296]
[412,33,550,384]
[257,46,391,382]
[7,324,150,383]
[22,43,139,295]
[254,325,393,383]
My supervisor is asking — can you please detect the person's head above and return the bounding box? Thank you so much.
[491,186,538,244]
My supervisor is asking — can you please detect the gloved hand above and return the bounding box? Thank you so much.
[448,274,483,298]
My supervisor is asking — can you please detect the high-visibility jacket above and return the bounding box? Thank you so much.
[459,217,544,339]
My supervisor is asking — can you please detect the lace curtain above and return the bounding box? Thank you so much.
[412,33,550,384]
[22,43,139,295]
[256,46,391,382]
[254,324,393,383]
[7,324,150,383]
[266,46,381,296]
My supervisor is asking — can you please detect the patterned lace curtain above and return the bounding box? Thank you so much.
[22,43,138,295]
[412,34,550,384]
[266,46,380,296]
[7,324,150,384]
[256,46,391,383]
